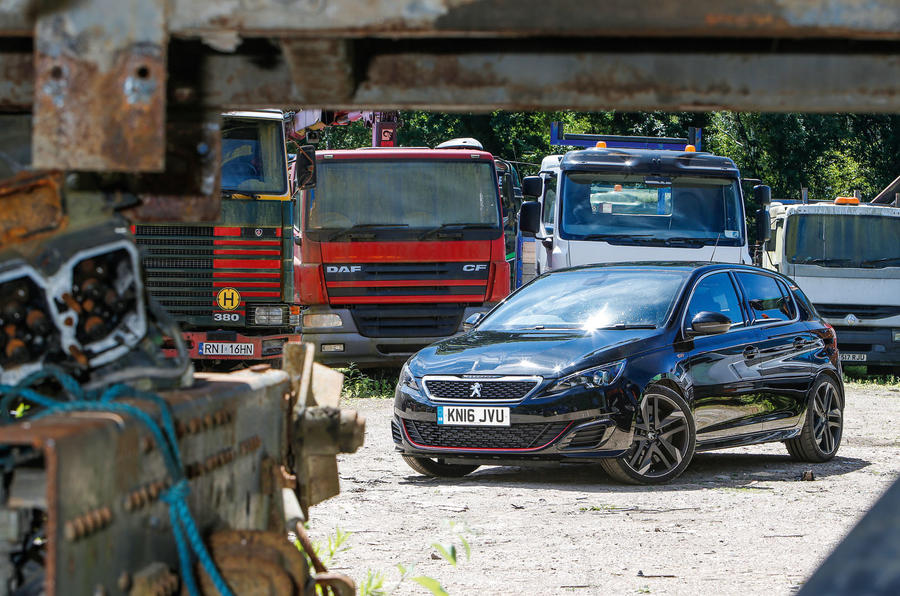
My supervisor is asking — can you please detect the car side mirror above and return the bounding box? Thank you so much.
[518,201,541,236]
[463,312,484,331]
[295,144,317,190]
[522,176,543,198]
[753,184,771,205]
[688,311,732,337]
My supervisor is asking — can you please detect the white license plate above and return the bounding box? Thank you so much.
[199,342,255,356]
[840,353,867,362]
[437,406,510,427]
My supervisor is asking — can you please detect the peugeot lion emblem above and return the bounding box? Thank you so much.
[469,382,483,398]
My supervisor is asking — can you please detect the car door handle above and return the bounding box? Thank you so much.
[743,346,759,359]
[793,337,807,349]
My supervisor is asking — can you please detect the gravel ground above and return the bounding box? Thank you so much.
[309,381,900,595]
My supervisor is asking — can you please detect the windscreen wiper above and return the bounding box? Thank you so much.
[594,323,657,330]
[329,223,409,241]
[663,237,707,247]
[578,234,654,243]
[419,223,496,240]
[222,190,261,199]
[859,257,900,268]
[799,257,856,267]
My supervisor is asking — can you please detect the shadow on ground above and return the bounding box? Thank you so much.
[397,452,871,493]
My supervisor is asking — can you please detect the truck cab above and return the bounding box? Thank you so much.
[522,145,752,274]
[762,198,900,373]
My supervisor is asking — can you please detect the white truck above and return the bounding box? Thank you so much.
[519,131,765,275]
[760,197,900,374]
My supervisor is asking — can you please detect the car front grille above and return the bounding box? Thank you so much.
[423,377,540,402]
[402,419,570,450]
[816,303,900,320]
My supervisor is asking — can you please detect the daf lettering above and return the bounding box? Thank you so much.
[326,265,362,273]
[463,264,487,272]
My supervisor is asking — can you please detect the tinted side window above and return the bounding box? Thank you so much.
[542,185,557,225]
[686,273,745,328]
[736,272,793,323]
[776,280,797,319]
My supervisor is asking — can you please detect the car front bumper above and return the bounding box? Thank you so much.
[391,380,635,462]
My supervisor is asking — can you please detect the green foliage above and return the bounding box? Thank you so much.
[411,576,450,596]
[359,570,388,596]
[338,364,398,399]
[843,366,900,387]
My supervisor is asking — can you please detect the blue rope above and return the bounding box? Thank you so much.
[0,372,234,596]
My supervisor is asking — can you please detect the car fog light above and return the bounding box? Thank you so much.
[321,343,344,352]
[303,313,343,328]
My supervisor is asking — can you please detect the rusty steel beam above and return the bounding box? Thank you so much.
[4,0,900,40]
[190,47,900,113]
[32,0,167,171]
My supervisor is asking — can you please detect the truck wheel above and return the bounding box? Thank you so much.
[401,455,479,478]
[785,376,843,462]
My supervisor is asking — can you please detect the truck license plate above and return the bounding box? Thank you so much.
[839,353,866,362]
[437,406,510,427]
[198,342,255,356]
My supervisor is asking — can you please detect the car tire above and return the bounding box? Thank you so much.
[600,385,696,485]
[785,376,843,462]
[401,455,480,478]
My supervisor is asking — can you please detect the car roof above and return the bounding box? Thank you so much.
[547,262,792,280]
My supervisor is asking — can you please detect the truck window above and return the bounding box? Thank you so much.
[785,213,900,267]
[559,174,743,246]
[221,118,287,195]
[735,272,794,323]
[307,159,500,231]
[542,185,557,226]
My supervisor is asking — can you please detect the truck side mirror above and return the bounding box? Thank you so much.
[295,144,317,190]
[522,176,543,198]
[756,208,771,243]
[753,184,771,205]
[519,201,541,236]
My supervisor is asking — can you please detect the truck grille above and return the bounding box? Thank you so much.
[351,304,464,338]
[423,377,541,402]
[402,419,570,450]
[324,261,489,302]
[816,304,900,320]
[134,225,283,325]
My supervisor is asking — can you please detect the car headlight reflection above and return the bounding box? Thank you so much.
[547,360,625,394]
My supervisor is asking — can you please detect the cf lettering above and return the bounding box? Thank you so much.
[463,264,487,272]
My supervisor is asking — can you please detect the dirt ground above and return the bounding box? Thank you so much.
[309,381,900,595]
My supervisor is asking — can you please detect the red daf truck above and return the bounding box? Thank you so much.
[296,147,510,366]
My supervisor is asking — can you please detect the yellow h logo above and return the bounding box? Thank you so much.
[216,288,241,311]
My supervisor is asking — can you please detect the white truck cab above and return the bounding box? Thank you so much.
[761,197,900,373]
[520,144,754,275]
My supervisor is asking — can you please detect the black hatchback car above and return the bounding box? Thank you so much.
[392,263,844,484]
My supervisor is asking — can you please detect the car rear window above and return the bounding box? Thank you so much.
[735,272,795,324]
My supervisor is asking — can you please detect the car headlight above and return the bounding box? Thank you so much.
[398,361,419,392]
[546,360,626,394]
[303,313,342,328]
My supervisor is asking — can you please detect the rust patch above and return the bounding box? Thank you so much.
[0,171,67,250]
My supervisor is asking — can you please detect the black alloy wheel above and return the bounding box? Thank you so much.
[786,377,843,462]
[401,455,480,478]
[601,385,696,484]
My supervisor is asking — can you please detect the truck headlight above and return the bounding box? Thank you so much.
[303,313,342,328]
[251,306,287,325]
[546,360,625,394]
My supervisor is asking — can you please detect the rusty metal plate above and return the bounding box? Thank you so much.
[32,0,167,172]
[0,171,65,249]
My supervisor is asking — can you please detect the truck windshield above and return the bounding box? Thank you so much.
[559,173,743,245]
[307,159,501,235]
[221,118,287,195]
[786,213,900,268]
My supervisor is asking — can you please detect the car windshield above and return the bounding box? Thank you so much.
[479,269,689,330]
[221,117,287,195]
[307,159,500,230]
[559,173,743,245]
[786,212,900,268]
